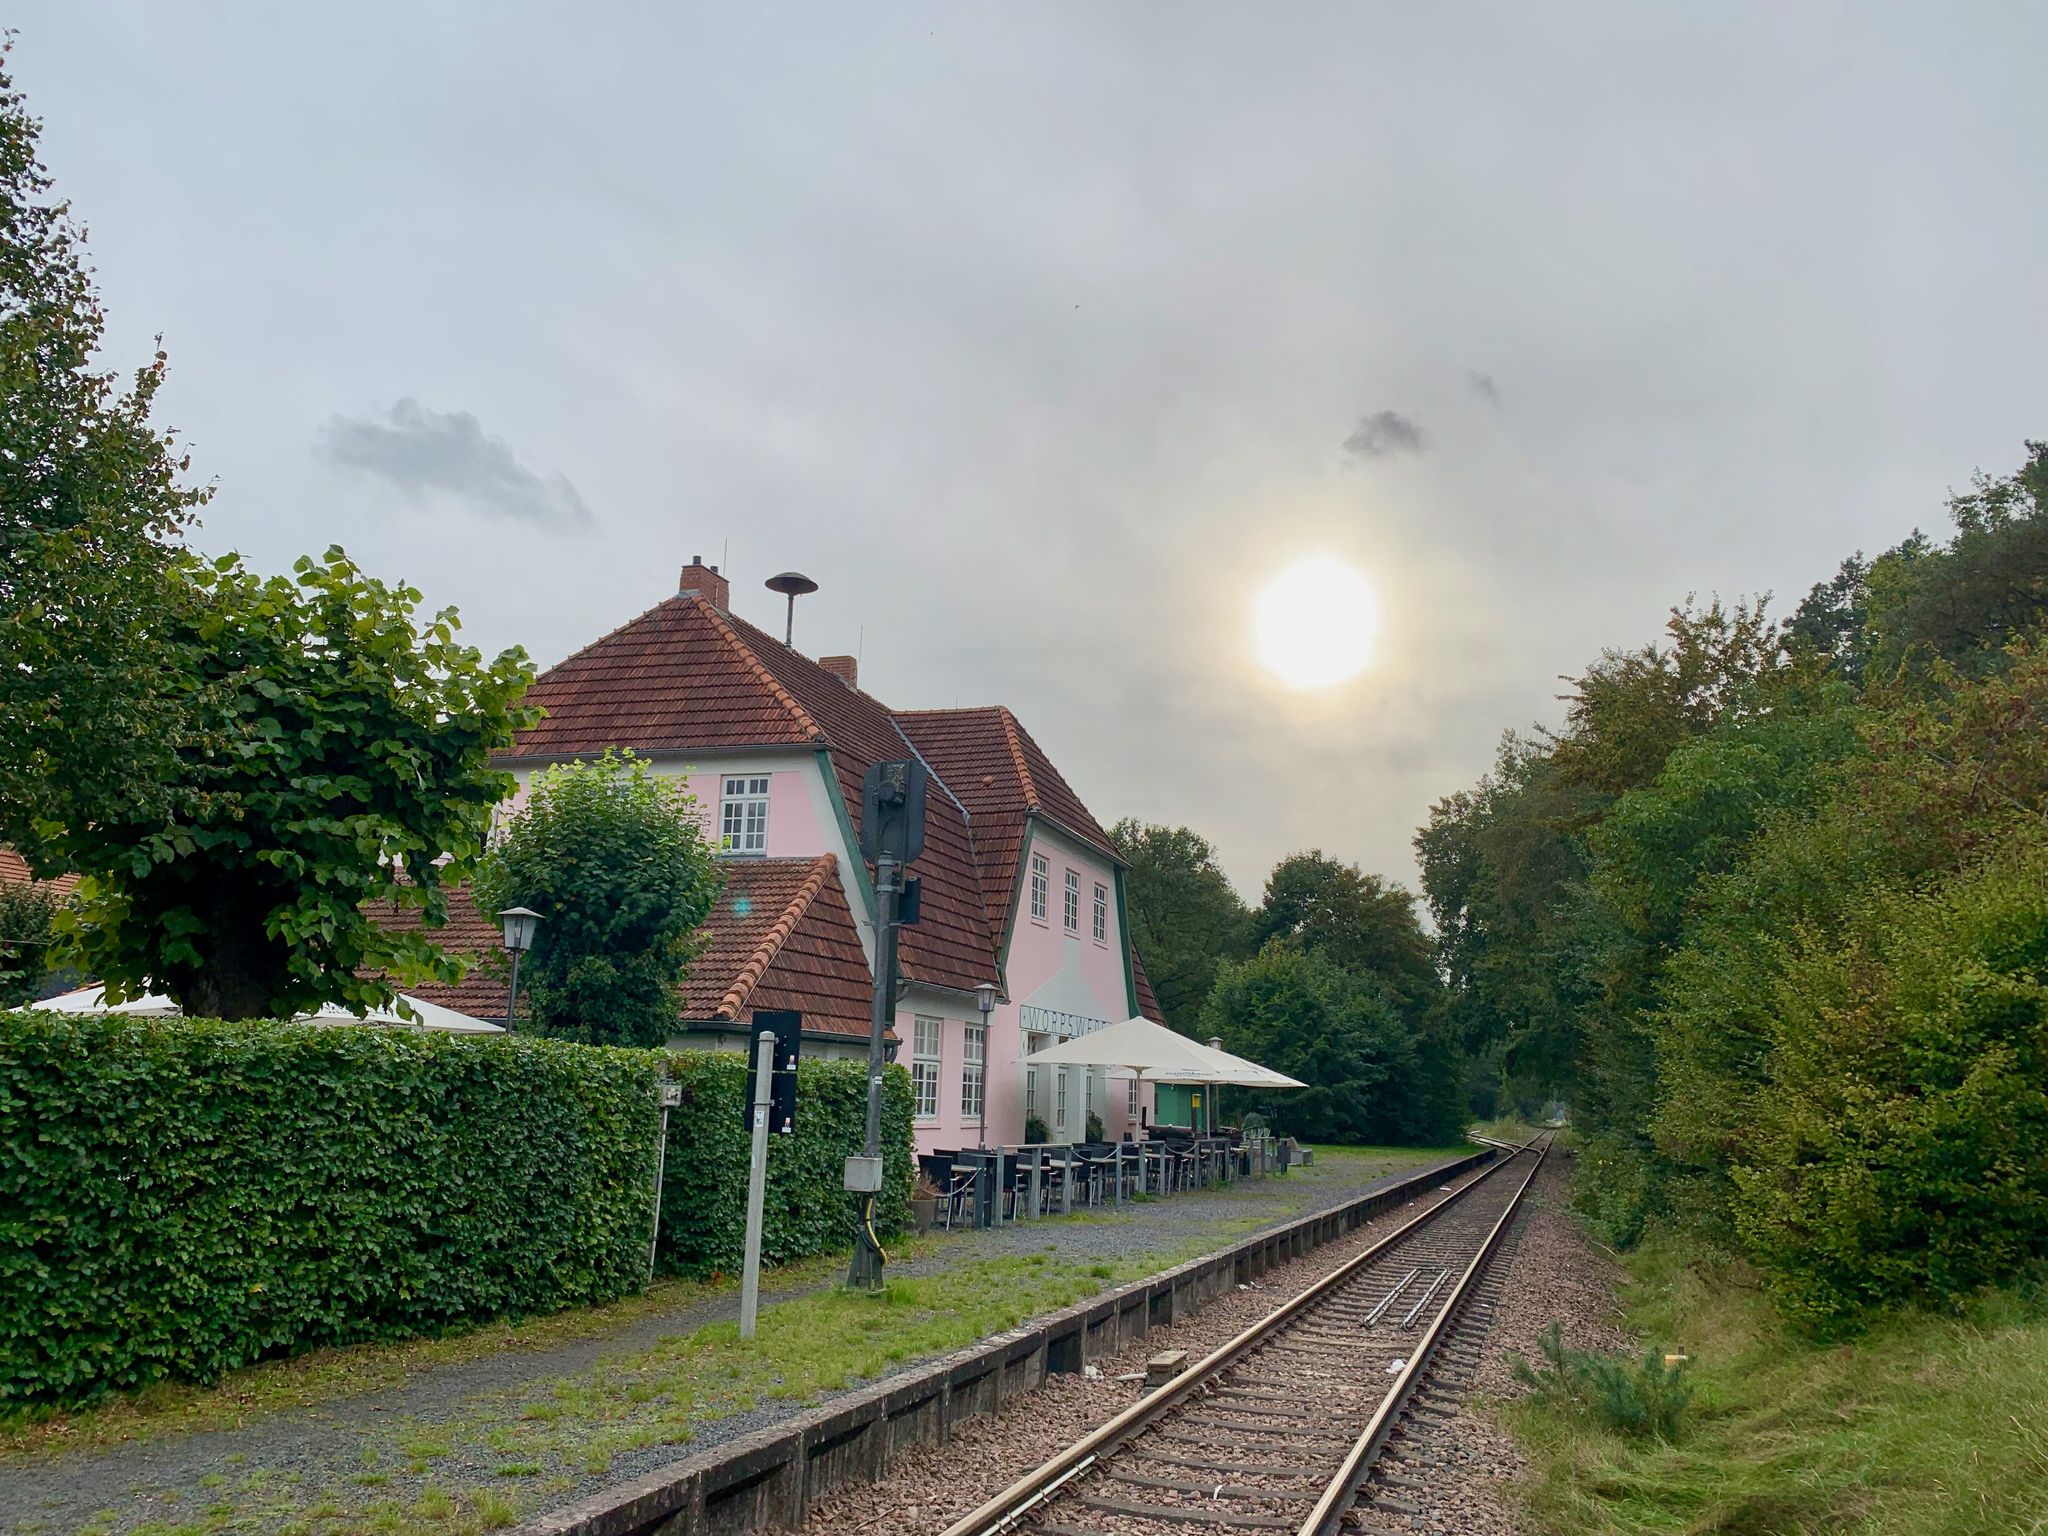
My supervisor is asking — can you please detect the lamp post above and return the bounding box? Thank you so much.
[973,982,998,1149]
[497,906,542,1028]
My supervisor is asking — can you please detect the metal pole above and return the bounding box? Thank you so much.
[504,947,523,1029]
[740,1029,775,1339]
[648,1100,671,1282]
[848,853,899,1291]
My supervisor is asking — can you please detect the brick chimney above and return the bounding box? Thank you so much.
[678,555,729,611]
[820,655,858,689]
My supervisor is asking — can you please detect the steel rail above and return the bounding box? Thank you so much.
[1294,1137,1547,1536]
[935,1138,1542,1536]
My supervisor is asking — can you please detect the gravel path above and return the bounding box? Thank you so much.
[0,1147,1461,1535]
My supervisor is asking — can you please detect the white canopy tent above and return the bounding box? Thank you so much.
[1021,1017,1303,1134]
[24,985,504,1034]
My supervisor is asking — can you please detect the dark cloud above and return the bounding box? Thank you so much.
[1342,409,1427,460]
[320,400,594,532]
[1467,370,1502,408]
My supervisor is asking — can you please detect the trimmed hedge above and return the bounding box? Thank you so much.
[657,1052,913,1275]
[1,1013,668,1407]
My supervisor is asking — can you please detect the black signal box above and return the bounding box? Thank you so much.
[741,1010,802,1135]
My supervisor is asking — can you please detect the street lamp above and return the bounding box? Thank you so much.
[974,981,998,1148]
[498,906,542,1028]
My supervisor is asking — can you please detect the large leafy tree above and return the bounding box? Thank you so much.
[1109,819,1252,1035]
[474,750,724,1047]
[0,42,209,864]
[1203,945,1459,1145]
[1251,851,1439,1022]
[53,549,536,1020]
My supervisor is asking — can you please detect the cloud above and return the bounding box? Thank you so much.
[1466,369,1502,408]
[320,400,594,532]
[1341,409,1427,460]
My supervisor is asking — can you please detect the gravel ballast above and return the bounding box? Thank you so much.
[802,1143,1630,1536]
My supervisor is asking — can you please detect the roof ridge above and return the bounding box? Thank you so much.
[997,707,1041,812]
[718,853,839,1020]
[697,602,824,741]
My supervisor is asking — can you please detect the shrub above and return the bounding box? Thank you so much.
[0,1012,667,1408]
[1085,1110,1104,1143]
[1509,1321,1691,1441]
[1024,1115,1050,1145]
[1730,837,2048,1330]
[655,1051,913,1275]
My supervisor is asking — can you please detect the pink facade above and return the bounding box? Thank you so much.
[898,827,1153,1157]
[685,766,824,859]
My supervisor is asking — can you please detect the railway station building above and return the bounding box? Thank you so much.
[387,557,1164,1155]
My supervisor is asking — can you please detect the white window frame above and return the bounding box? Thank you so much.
[1055,1067,1070,1136]
[1063,868,1080,933]
[1029,853,1050,923]
[961,1022,985,1122]
[1092,882,1108,944]
[719,774,771,855]
[912,1015,942,1120]
[1127,1075,1138,1116]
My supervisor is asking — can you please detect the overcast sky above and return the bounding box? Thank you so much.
[18,4,2046,896]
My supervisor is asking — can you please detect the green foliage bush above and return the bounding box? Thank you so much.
[1509,1320,1691,1441]
[474,750,725,1048]
[1731,838,2048,1329]
[655,1051,912,1275]
[0,1012,668,1408]
[1204,944,1463,1145]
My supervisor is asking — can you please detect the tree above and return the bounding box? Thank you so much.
[1202,945,1459,1146]
[0,881,67,1006]
[0,42,209,866]
[1251,851,1438,1021]
[474,750,724,1047]
[52,548,536,1020]
[1110,819,1252,1034]
[1861,442,2048,681]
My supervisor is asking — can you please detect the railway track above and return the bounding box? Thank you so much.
[936,1137,1547,1536]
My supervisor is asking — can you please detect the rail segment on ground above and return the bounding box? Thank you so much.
[937,1137,1548,1536]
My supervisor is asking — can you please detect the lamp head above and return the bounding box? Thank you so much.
[974,982,999,1017]
[498,905,543,954]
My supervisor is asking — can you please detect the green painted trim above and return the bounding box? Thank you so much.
[1114,867,1141,1018]
[815,745,878,918]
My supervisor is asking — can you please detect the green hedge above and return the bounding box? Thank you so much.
[657,1052,913,1275]
[0,1013,668,1407]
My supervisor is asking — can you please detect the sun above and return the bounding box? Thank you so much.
[1253,556,1379,689]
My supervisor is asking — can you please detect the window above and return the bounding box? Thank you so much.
[1127,1075,1138,1116]
[1093,882,1108,943]
[1029,854,1050,922]
[961,1023,985,1122]
[1063,869,1080,932]
[719,775,770,854]
[1055,1067,1070,1134]
[912,1016,942,1119]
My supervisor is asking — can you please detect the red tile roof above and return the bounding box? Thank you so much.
[366,885,518,1020]
[503,594,999,996]
[895,706,1122,942]
[368,858,877,1038]
[0,849,80,900]
[682,855,874,1038]
[1132,945,1164,1023]
[514,598,819,755]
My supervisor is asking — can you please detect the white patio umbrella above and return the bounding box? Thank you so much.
[1022,1017,1304,1134]
[1021,1016,1233,1079]
[1146,1037,1307,1089]
[25,985,502,1033]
